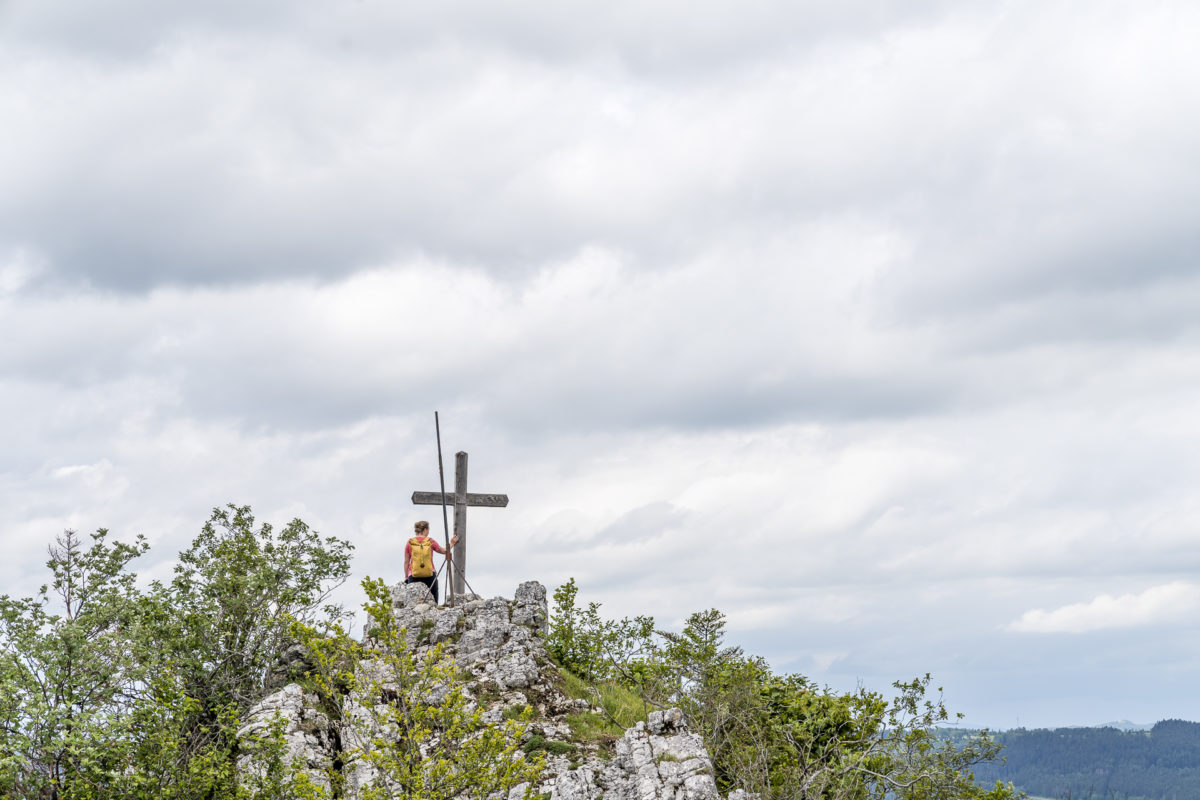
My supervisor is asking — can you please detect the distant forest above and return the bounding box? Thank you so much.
[949,719,1200,800]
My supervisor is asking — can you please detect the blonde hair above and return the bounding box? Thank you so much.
[414,520,429,534]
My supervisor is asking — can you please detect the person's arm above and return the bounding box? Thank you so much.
[432,535,460,556]
[403,540,412,579]
[445,534,459,561]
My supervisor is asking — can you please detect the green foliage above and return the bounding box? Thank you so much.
[557,665,649,734]
[502,703,533,720]
[546,577,597,677]
[0,521,1026,800]
[549,579,1024,800]
[0,508,354,800]
[563,708,622,750]
[0,529,153,799]
[148,505,354,795]
[167,504,354,707]
[547,577,657,686]
[523,736,576,756]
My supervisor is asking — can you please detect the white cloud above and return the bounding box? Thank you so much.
[0,247,45,296]
[1008,582,1200,634]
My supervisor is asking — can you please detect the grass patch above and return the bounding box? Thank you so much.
[557,668,650,732]
[555,666,651,755]
[565,710,621,750]
[502,703,532,721]
[523,735,576,756]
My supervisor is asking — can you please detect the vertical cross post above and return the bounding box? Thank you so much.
[452,451,468,598]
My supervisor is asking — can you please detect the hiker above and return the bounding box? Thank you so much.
[404,520,458,604]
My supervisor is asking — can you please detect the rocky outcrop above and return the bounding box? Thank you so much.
[244,580,747,800]
[387,581,548,692]
[238,683,337,794]
[545,709,721,800]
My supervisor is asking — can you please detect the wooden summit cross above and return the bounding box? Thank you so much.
[412,451,508,599]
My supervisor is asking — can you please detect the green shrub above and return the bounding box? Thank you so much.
[523,735,576,756]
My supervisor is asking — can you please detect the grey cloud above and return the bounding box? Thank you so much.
[6,243,1188,447]
[484,369,957,435]
[0,0,298,58]
[4,0,957,70]
[9,2,1156,297]
[0,246,959,434]
[3,4,1194,371]
[886,219,1200,331]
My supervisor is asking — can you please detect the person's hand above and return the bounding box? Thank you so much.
[450,535,460,546]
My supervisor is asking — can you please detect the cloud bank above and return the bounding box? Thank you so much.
[3,0,1200,729]
[1009,582,1200,634]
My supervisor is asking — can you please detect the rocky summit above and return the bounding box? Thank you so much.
[240,580,750,800]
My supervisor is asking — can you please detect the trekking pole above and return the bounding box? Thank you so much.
[434,411,454,604]
[433,556,478,602]
[457,568,481,600]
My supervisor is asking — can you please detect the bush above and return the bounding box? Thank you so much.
[548,579,1022,800]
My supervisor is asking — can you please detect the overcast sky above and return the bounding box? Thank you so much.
[3,0,1200,730]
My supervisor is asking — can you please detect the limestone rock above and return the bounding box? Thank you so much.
[238,683,335,793]
[545,709,727,800]
[513,580,549,633]
[726,791,759,800]
[242,580,750,800]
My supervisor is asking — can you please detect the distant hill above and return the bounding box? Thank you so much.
[959,720,1200,800]
[1096,720,1154,732]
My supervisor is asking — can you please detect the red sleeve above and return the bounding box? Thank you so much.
[431,539,446,554]
[404,540,412,559]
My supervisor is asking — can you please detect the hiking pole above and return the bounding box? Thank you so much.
[434,555,479,602]
[456,566,481,601]
[434,411,454,605]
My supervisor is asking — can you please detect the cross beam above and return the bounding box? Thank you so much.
[412,451,508,599]
[411,492,508,507]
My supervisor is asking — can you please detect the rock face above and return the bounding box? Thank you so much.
[244,580,742,800]
[238,683,337,794]
[546,709,721,800]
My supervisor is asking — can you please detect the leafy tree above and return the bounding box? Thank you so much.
[158,504,353,789]
[0,508,354,800]
[168,504,354,707]
[0,528,150,799]
[549,580,1023,800]
[546,576,661,719]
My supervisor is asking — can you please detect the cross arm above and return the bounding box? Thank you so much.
[411,491,509,508]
